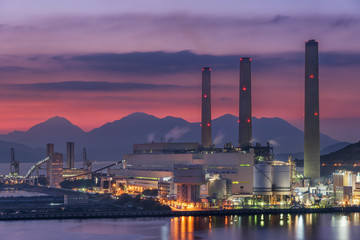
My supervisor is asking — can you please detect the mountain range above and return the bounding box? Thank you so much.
[0,113,345,163]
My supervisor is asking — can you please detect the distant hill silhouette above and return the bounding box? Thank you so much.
[293,141,360,176]
[321,141,360,162]
[0,140,44,164]
[1,116,85,145]
[0,112,341,163]
[320,142,351,155]
[275,142,352,161]
[320,141,360,176]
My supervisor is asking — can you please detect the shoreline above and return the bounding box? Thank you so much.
[1,206,359,221]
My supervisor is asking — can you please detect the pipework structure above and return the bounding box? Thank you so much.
[83,147,92,171]
[201,67,212,148]
[304,39,320,179]
[239,57,252,148]
[10,148,20,176]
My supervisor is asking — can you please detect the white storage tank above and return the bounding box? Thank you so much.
[272,165,291,195]
[344,171,354,187]
[253,163,273,195]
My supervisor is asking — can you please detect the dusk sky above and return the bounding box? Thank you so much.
[0,1,359,142]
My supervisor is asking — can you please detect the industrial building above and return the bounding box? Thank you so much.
[109,145,255,196]
[49,153,63,188]
[333,171,359,204]
[64,194,89,206]
[174,164,204,203]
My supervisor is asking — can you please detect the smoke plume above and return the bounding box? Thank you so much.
[213,130,225,145]
[164,126,190,142]
[147,132,156,143]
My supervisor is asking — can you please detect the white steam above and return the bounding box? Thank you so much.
[147,132,156,143]
[213,130,225,145]
[164,126,190,142]
[268,139,279,146]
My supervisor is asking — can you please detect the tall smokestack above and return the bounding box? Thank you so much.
[201,67,211,148]
[66,142,75,169]
[304,39,320,179]
[46,143,54,157]
[46,143,54,180]
[239,57,252,148]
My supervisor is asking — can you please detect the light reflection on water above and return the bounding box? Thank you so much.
[0,213,360,240]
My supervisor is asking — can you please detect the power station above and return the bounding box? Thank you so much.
[108,62,292,205]
[304,39,320,179]
[4,39,331,208]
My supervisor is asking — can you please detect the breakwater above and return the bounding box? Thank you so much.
[1,206,359,221]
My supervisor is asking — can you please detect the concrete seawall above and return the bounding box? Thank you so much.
[1,207,359,221]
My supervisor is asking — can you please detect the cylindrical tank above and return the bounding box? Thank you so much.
[253,164,273,195]
[272,165,291,195]
[344,172,353,187]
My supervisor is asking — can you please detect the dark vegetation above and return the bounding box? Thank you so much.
[60,179,97,189]
[115,193,170,211]
[142,189,158,196]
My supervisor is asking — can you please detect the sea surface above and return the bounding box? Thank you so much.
[0,190,47,197]
[0,213,360,240]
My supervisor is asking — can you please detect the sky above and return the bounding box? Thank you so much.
[0,0,359,142]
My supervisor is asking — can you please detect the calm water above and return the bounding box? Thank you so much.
[0,190,47,197]
[1,213,360,240]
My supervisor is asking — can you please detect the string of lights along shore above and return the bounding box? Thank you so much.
[304,39,320,179]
